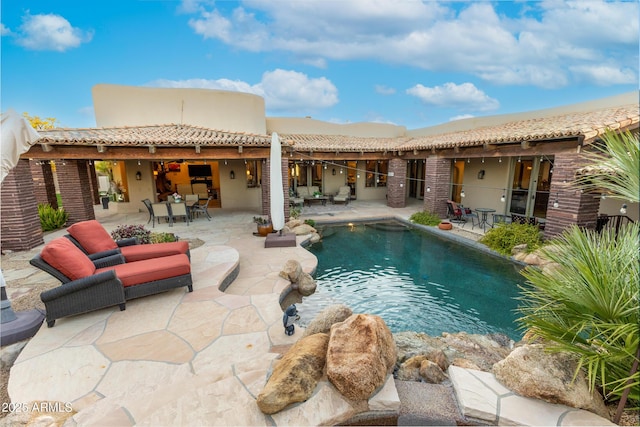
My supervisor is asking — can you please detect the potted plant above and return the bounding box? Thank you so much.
[253,216,273,236]
[313,191,322,198]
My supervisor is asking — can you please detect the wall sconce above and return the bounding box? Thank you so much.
[230,170,235,179]
[135,171,142,181]
[477,170,485,179]
[332,168,336,176]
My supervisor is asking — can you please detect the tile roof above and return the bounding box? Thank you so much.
[38,124,273,147]
[36,104,638,153]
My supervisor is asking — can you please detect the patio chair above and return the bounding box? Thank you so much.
[152,202,172,227]
[192,183,209,199]
[447,200,478,229]
[333,186,351,204]
[185,194,199,204]
[169,202,190,225]
[191,196,213,221]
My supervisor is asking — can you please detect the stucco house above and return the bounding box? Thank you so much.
[1,84,637,251]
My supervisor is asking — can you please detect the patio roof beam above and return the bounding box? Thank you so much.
[40,143,54,153]
[21,146,273,160]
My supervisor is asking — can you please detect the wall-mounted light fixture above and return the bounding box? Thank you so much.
[136,171,142,181]
[230,170,235,179]
[332,168,336,176]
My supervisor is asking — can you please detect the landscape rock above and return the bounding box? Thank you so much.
[394,331,513,374]
[396,355,429,381]
[296,273,317,296]
[309,232,322,243]
[511,243,528,256]
[327,314,397,400]
[451,358,481,371]
[279,259,303,282]
[257,333,329,414]
[285,219,304,229]
[291,223,316,235]
[302,304,353,338]
[419,360,448,384]
[493,344,609,418]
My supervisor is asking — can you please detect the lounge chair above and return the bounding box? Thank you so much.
[333,186,351,204]
[31,237,193,327]
[66,220,190,263]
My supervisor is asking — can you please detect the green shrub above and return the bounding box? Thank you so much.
[409,210,441,226]
[150,232,178,243]
[289,206,301,219]
[38,203,69,231]
[479,222,542,256]
[110,224,151,244]
[518,224,639,403]
[304,219,316,227]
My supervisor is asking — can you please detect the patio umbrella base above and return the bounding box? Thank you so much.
[265,233,296,248]
[0,309,45,346]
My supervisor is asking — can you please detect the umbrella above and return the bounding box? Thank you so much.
[270,132,285,232]
[1,108,41,183]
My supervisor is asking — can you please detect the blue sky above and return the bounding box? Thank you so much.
[1,0,638,130]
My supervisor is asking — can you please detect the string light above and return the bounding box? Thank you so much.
[500,191,506,202]
[460,188,466,198]
[553,192,559,208]
[620,204,628,214]
[498,157,502,163]
[426,186,431,193]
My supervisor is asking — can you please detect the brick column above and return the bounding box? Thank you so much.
[30,160,58,209]
[387,158,407,208]
[1,159,44,251]
[544,152,600,238]
[262,158,291,220]
[57,160,95,225]
[423,157,451,217]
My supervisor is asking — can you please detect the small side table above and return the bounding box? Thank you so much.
[475,208,496,231]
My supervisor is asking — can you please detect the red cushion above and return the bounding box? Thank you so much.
[96,254,190,287]
[41,238,96,280]
[120,241,189,262]
[67,220,118,254]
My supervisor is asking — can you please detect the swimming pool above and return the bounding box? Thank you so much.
[299,221,524,340]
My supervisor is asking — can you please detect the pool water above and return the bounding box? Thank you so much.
[299,221,525,340]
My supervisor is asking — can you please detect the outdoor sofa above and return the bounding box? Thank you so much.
[31,236,193,327]
[65,220,190,262]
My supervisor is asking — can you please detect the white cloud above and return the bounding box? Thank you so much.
[406,82,499,112]
[1,23,11,36]
[15,13,93,51]
[375,85,396,95]
[569,65,637,86]
[182,0,638,88]
[149,69,338,113]
[449,114,475,122]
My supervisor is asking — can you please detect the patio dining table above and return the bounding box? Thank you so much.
[475,207,496,232]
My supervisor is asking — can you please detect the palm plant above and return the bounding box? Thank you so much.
[517,130,639,411]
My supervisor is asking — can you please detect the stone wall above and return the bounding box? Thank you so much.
[387,158,407,208]
[56,160,95,225]
[423,157,452,218]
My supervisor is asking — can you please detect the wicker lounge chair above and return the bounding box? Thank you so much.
[31,237,192,327]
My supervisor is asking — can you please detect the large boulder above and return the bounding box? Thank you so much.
[291,223,317,235]
[396,353,448,383]
[326,314,396,400]
[257,333,329,414]
[493,344,609,418]
[302,304,353,338]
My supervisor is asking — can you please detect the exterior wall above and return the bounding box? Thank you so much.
[92,84,267,134]
[387,158,407,208]
[1,159,44,251]
[87,162,100,205]
[218,160,262,210]
[30,160,57,209]
[600,199,639,222]
[458,158,511,216]
[423,157,451,217]
[56,160,96,225]
[267,117,406,137]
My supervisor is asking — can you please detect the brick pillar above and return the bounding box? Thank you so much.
[30,160,58,209]
[544,152,600,238]
[423,157,451,217]
[87,162,100,205]
[387,158,407,208]
[262,158,291,220]
[57,160,95,225]
[1,159,44,251]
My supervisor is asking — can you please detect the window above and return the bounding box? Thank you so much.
[245,160,261,188]
[365,160,388,187]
